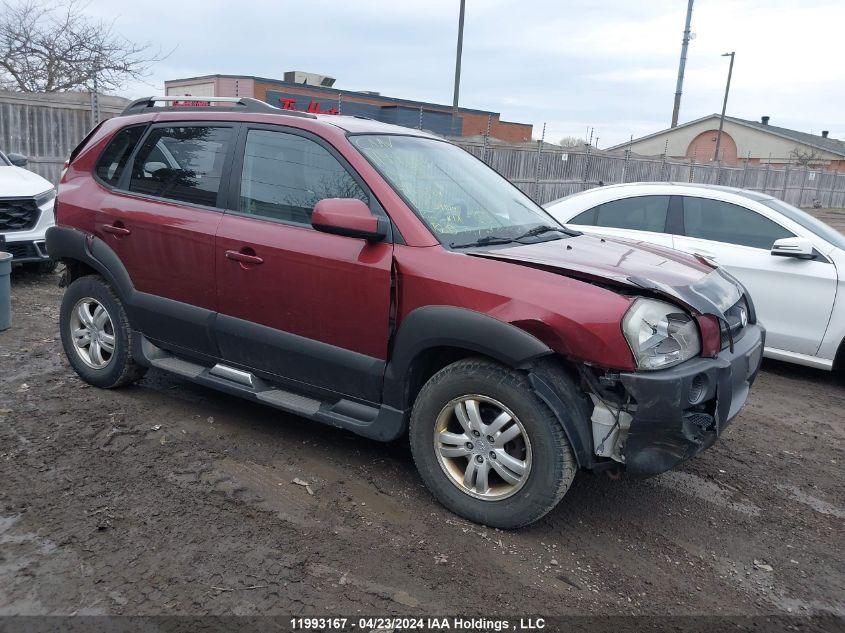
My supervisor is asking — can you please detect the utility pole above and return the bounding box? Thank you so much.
[713,51,735,163]
[91,56,101,126]
[671,0,694,128]
[451,0,466,137]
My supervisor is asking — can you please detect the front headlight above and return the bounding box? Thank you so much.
[622,298,701,370]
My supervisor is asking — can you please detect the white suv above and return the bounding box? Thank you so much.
[0,150,57,272]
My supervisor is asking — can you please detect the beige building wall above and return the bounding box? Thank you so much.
[624,116,842,164]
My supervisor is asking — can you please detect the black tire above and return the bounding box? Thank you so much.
[59,275,147,388]
[409,358,578,529]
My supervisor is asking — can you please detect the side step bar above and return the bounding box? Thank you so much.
[133,335,405,441]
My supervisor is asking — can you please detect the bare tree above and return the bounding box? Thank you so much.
[558,136,588,148]
[0,0,166,93]
[789,146,825,168]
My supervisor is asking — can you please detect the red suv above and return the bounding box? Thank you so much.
[47,97,764,528]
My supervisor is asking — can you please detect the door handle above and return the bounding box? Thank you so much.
[103,224,131,236]
[225,249,264,265]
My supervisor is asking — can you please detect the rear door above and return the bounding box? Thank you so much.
[671,195,837,356]
[93,122,237,356]
[564,195,675,248]
[214,126,394,402]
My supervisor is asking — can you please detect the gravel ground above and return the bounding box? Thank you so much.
[1,267,843,619]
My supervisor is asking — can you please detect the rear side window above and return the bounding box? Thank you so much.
[601,196,669,232]
[238,129,368,224]
[682,197,793,249]
[570,196,669,232]
[569,207,597,225]
[95,126,146,186]
[128,126,234,207]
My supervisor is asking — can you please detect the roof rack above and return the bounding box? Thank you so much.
[120,96,318,118]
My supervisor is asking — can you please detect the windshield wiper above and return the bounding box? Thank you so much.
[512,225,566,240]
[450,235,516,249]
[450,225,571,249]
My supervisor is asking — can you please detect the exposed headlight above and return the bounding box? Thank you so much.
[622,298,701,370]
[34,188,56,208]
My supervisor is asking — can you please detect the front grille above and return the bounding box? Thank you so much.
[5,242,40,259]
[0,198,40,231]
[721,296,749,349]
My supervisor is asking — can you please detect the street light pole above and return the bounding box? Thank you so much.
[713,51,735,163]
[451,0,466,137]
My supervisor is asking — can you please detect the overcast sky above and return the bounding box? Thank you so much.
[87,0,844,147]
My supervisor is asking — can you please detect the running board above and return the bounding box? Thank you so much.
[132,335,405,441]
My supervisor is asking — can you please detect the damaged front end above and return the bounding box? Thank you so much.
[577,268,766,478]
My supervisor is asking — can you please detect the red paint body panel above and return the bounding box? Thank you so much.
[311,198,378,235]
[477,234,713,287]
[216,214,392,359]
[393,245,638,370]
[94,192,221,310]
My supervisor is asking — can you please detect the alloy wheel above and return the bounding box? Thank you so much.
[433,394,532,500]
[69,297,116,370]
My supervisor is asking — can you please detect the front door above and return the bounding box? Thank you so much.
[215,127,393,402]
[93,123,237,356]
[671,196,837,356]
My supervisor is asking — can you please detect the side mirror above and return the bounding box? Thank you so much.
[771,237,816,260]
[311,198,387,241]
[7,152,28,167]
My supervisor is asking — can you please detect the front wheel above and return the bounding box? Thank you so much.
[409,358,577,529]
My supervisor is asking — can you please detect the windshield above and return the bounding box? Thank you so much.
[350,135,566,247]
[761,198,845,251]
[0,151,10,166]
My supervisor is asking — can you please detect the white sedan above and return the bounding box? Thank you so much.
[545,182,845,371]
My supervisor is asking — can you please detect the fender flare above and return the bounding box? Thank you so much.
[382,305,553,410]
[46,225,134,303]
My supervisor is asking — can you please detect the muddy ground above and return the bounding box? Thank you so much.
[1,270,843,620]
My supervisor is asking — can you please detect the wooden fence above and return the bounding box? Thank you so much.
[3,91,844,210]
[455,140,845,209]
[0,90,128,184]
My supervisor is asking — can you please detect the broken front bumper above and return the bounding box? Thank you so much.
[618,323,765,478]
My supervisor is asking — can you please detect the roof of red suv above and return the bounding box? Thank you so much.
[118,96,440,139]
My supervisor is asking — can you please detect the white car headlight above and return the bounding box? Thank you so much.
[622,298,701,370]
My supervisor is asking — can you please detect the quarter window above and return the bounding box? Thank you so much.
[571,196,669,232]
[128,126,234,207]
[95,126,146,186]
[238,129,367,224]
[682,197,793,249]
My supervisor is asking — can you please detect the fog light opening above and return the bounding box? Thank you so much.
[689,373,708,405]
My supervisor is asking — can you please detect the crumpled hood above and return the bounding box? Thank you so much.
[0,165,53,196]
[470,234,743,320]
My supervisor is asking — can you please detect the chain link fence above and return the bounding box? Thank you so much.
[454,139,845,209]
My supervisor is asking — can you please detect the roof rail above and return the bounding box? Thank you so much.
[120,96,318,118]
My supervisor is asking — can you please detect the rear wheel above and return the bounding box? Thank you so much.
[59,275,147,388]
[409,358,577,528]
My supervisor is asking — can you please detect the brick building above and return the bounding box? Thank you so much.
[163,72,533,143]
